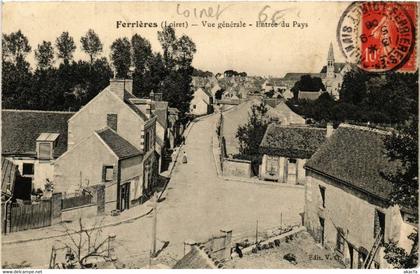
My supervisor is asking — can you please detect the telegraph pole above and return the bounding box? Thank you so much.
[151,191,158,257]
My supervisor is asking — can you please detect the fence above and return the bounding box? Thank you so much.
[4,200,52,233]
[2,185,105,234]
[62,194,92,210]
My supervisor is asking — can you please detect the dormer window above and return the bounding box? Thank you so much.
[36,133,59,160]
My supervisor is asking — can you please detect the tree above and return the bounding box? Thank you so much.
[51,218,116,269]
[56,32,76,64]
[382,116,418,268]
[131,34,152,73]
[2,30,31,64]
[339,70,368,105]
[35,41,54,70]
[80,29,103,64]
[236,102,269,156]
[157,26,177,70]
[110,38,131,78]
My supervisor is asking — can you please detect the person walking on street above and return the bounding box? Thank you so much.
[182,151,188,164]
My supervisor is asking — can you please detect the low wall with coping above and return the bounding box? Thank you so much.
[222,158,252,178]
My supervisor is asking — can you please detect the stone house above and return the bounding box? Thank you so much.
[259,124,329,184]
[54,79,158,212]
[304,124,416,269]
[1,109,74,198]
[190,87,213,116]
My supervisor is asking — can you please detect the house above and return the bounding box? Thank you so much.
[265,102,306,125]
[1,109,74,197]
[259,124,329,184]
[54,79,158,212]
[304,124,416,269]
[1,157,19,201]
[167,107,181,149]
[173,245,221,269]
[190,87,213,116]
[298,90,324,101]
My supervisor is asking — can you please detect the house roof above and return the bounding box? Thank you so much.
[298,91,323,100]
[283,73,325,81]
[96,128,142,159]
[305,124,395,200]
[1,157,18,196]
[173,245,219,269]
[151,101,168,129]
[123,91,149,121]
[266,102,306,125]
[2,109,74,158]
[260,124,327,159]
[320,62,346,73]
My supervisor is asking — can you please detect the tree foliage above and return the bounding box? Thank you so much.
[2,29,31,63]
[56,32,76,64]
[35,41,54,70]
[110,38,131,79]
[80,29,103,64]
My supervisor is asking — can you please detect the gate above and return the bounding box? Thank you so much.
[4,200,52,233]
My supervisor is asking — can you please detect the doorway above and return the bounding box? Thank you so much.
[120,182,130,211]
[319,217,325,246]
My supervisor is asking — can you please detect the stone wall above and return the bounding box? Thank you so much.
[222,158,252,178]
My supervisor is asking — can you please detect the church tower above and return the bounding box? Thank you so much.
[326,42,335,79]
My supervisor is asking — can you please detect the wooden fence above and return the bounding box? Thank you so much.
[5,200,52,233]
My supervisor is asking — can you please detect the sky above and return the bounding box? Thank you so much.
[2,1,350,77]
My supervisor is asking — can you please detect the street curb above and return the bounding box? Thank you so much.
[223,177,305,189]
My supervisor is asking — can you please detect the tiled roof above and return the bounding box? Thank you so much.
[96,128,142,159]
[266,102,306,125]
[283,73,325,81]
[173,245,218,269]
[320,62,346,73]
[260,124,327,159]
[1,157,18,196]
[2,109,74,158]
[298,91,323,100]
[305,124,395,200]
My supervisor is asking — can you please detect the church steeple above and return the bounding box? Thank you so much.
[327,42,335,78]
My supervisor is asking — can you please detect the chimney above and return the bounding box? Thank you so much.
[109,78,133,99]
[326,123,333,138]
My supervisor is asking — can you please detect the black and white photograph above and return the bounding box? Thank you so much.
[0,1,418,271]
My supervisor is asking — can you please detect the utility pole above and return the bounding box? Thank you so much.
[255,220,259,244]
[151,191,159,257]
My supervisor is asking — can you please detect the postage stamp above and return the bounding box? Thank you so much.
[337,2,417,72]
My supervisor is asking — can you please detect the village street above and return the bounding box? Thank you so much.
[2,110,305,268]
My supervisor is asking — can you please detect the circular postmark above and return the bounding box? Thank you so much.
[337,2,415,72]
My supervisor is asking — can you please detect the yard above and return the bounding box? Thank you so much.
[225,231,345,269]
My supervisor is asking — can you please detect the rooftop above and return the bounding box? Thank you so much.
[305,124,395,200]
[260,124,327,159]
[96,128,142,159]
[2,109,74,158]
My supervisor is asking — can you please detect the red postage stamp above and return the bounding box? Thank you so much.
[337,2,416,72]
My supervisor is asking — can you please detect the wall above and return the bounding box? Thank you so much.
[222,158,252,178]
[260,155,306,185]
[190,89,209,116]
[61,203,98,222]
[120,156,143,201]
[54,134,117,194]
[68,89,145,150]
[9,157,55,191]
[304,170,406,268]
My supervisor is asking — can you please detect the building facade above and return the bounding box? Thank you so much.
[259,124,328,184]
[304,124,416,269]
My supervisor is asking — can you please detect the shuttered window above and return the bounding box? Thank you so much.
[38,142,52,160]
[22,163,34,175]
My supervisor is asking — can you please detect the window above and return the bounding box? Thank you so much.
[103,166,113,182]
[144,132,150,152]
[319,186,326,208]
[289,158,297,164]
[266,156,279,175]
[374,210,385,243]
[22,163,34,176]
[38,142,52,160]
[336,229,345,254]
[107,113,118,131]
[193,105,197,109]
